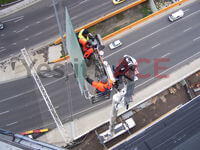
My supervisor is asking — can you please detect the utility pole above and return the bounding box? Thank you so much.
[21,48,72,144]
[51,0,67,54]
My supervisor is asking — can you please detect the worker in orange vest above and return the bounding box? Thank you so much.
[86,76,113,93]
[78,29,94,58]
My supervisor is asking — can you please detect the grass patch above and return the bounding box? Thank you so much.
[116,13,124,21]
[0,0,17,5]
[141,5,153,17]
[113,26,121,32]
[88,25,97,34]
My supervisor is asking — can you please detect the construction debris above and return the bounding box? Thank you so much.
[169,87,176,94]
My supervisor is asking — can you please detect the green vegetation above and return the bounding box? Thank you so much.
[88,25,98,34]
[60,54,66,58]
[0,0,17,5]
[85,2,153,38]
[141,5,153,17]
[116,13,124,21]
[113,26,121,32]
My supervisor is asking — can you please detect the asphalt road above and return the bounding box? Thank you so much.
[0,0,200,133]
[0,0,138,59]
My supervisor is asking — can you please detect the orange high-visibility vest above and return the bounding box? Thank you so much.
[92,78,113,92]
[78,38,93,58]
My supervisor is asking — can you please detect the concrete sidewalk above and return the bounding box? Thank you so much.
[0,45,62,84]
[37,55,200,147]
[0,0,40,18]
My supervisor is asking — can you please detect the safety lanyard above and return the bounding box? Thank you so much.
[103,81,110,92]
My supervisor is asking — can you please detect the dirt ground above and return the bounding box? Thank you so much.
[154,0,173,10]
[186,71,200,98]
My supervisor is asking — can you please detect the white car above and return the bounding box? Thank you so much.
[109,40,122,50]
[0,22,4,30]
[168,9,184,22]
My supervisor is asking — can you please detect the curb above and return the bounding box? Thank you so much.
[0,0,41,19]
[20,128,48,135]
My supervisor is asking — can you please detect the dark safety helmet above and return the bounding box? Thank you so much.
[124,56,133,67]
[100,76,108,84]
[83,29,89,36]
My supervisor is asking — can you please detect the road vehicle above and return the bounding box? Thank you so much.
[0,22,4,30]
[168,9,184,22]
[112,0,126,5]
[109,40,122,50]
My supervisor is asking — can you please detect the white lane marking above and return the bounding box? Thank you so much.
[36,21,41,24]
[105,24,174,59]
[184,9,189,12]
[193,36,200,42]
[161,52,171,58]
[44,15,54,21]
[0,110,9,115]
[71,1,110,20]
[186,9,200,18]
[16,28,24,33]
[15,26,29,33]
[0,47,6,51]
[0,48,6,52]
[6,121,18,126]
[105,9,200,59]
[136,50,200,88]
[12,43,17,45]
[14,17,24,23]
[183,27,192,32]
[0,76,65,103]
[152,43,160,49]
[55,106,59,109]
[2,16,24,23]
[79,0,88,5]
[24,38,29,41]
[34,32,42,37]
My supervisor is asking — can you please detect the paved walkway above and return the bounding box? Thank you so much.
[0,44,62,84]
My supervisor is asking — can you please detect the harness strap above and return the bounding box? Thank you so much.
[103,81,110,92]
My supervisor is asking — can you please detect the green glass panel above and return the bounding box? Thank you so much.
[65,7,86,94]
